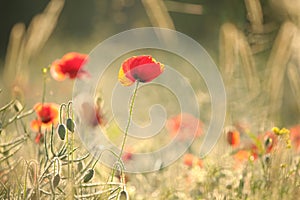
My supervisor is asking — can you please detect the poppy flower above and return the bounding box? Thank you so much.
[183,153,203,167]
[290,125,300,152]
[166,113,203,141]
[50,52,89,81]
[263,131,277,153]
[118,55,164,86]
[245,131,277,160]
[79,100,105,128]
[31,103,59,132]
[233,150,251,164]
[227,130,240,147]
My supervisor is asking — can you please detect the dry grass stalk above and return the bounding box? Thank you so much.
[3,23,25,86]
[25,0,64,57]
[164,1,203,15]
[266,21,297,118]
[244,0,264,33]
[219,23,260,97]
[2,0,64,97]
[238,30,260,96]
[141,0,175,29]
[219,23,239,80]
[287,63,300,111]
[142,0,178,46]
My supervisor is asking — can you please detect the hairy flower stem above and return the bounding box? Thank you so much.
[119,81,139,159]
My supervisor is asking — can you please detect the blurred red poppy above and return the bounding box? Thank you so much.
[50,52,89,81]
[31,103,59,132]
[79,101,105,127]
[246,131,277,159]
[263,131,277,153]
[227,130,240,147]
[118,55,164,86]
[290,125,300,152]
[233,150,251,164]
[166,113,203,141]
[183,153,203,168]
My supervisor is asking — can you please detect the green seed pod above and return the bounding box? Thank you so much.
[118,190,129,200]
[13,100,23,112]
[66,118,75,132]
[265,155,271,164]
[52,173,60,188]
[83,168,94,183]
[57,124,66,140]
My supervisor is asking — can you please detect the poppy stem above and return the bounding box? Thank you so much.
[119,81,140,159]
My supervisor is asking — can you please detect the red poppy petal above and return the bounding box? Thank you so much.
[31,120,41,132]
[234,150,250,165]
[227,130,240,147]
[32,103,59,131]
[50,62,67,81]
[127,63,163,83]
[118,66,135,86]
[75,69,91,79]
[166,113,202,141]
[183,154,194,167]
[51,52,89,81]
[119,55,164,86]
[60,52,88,78]
[183,153,203,167]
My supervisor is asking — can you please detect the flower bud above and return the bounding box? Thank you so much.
[57,124,66,140]
[118,190,129,200]
[52,173,60,188]
[83,168,94,183]
[66,118,75,132]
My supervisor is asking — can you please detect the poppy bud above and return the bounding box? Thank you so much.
[264,137,272,149]
[83,168,94,183]
[227,130,240,147]
[52,173,60,188]
[13,100,23,112]
[265,155,271,164]
[118,190,129,200]
[66,118,75,132]
[57,124,66,140]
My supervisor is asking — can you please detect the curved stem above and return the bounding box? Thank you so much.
[119,81,139,159]
[59,103,66,124]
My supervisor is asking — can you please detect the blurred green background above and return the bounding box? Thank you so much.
[0,0,298,127]
[0,0,250,62]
